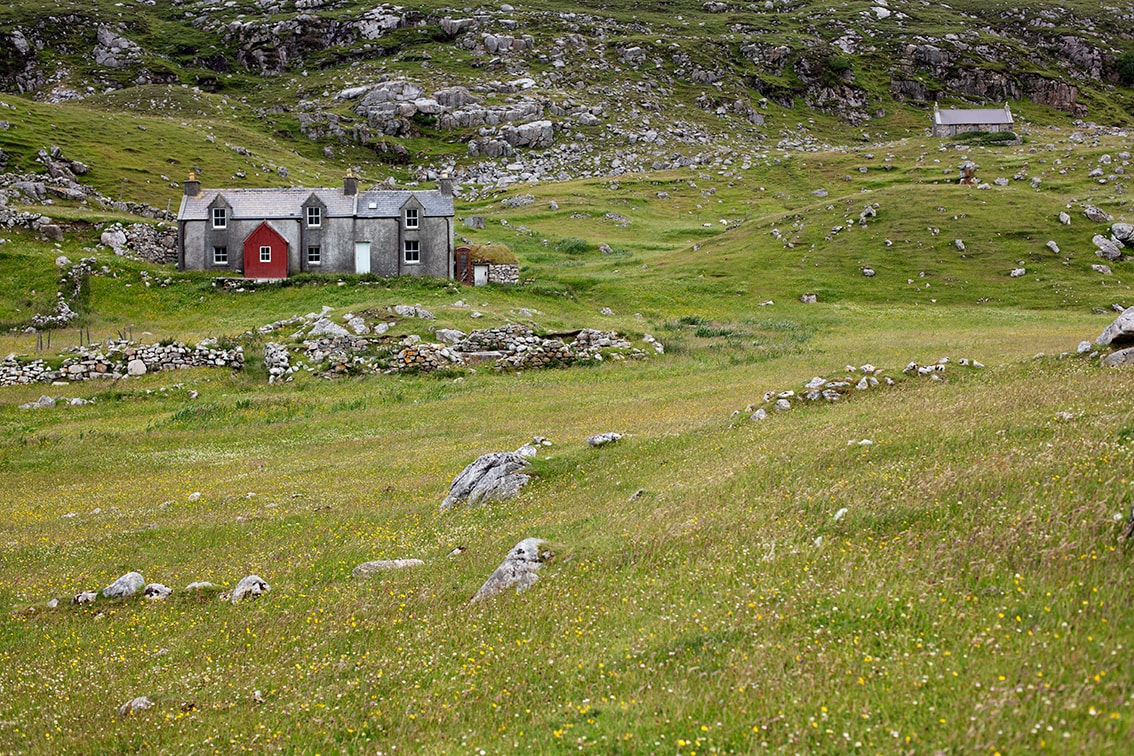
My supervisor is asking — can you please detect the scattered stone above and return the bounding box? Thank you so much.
[345,315,370,335]
[435,328,465,344]
[587,432,622,447]
[19,395,56,409]
[1058,212,1072,225]
[230,575,270,603]
[1077,340,1093,354]
[1103,347,1134,368]
[441,452,532,511]
[1084,205,1113,223]
[118,696,154,717]
[750,408,767,421]
[392,305,435,319]
[126,359,147,377]
[862,267,875,277]
[102,571,145,599]
[309,317,351,338]
[143,583,172,601]
[1046,240,1060,254]
[1097,308,1134,347]
[1093,264,1113,275]
[72,591,96,605]
[470,538,551,603]
[188,492,201,502]
[1055,411,1075,421]
[800,293,818,304]
[352,559,425,577]
[184,581,215,592]
[1093,235,1124,261]
[833,507,848,522]
[1010,268,1026,277]
[954,239,965,251]
[1113,223,1134,245]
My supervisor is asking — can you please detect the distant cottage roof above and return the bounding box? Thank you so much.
[177,187,454,222]
[933,103,1013,127]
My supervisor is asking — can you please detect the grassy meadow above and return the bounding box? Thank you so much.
[3,118,1134,753]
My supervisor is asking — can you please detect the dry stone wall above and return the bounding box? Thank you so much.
[487,263,520,285]
[0,340,243,386]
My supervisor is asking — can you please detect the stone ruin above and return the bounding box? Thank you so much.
[0,339,244,386]
[264,315,655,381]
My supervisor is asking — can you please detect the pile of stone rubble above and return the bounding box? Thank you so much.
[744,357,984,420]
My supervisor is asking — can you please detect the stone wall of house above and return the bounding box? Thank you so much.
[487,263,519,285]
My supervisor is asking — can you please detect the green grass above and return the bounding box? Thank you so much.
[3,1,1134,749]
[0,137,1131,750]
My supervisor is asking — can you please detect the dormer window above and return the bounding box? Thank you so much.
[306,206,321,228]
[404,207,419,229]
[211,207,227,229]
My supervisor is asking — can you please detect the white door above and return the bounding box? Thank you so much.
[473,264,489,286]
[354,242,371,274]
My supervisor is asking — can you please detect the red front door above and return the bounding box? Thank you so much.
[243,222,289,279]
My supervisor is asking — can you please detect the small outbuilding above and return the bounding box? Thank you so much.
[932,103,1014,137]
[454,243,519,286]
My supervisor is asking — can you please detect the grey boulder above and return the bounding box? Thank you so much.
[441,452,531,511]
[435,328,465,344]
[1113,223,1134,245]
[118,696,154,716]
[230,575,270,603]
[309,318,350,338]
[1093,235,1124,261]
[1103,347,1134,368]
[103,571,145,598]
[1097,308,1134,347]
[471,538,551,603]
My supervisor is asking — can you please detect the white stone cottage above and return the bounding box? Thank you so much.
[176,174,455,280]
[932,103,1014,137]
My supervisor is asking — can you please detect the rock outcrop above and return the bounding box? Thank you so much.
[102,571,145,599]
[470,538,551,603]
[441,452,532,511]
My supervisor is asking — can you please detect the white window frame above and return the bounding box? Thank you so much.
[212,246,228,265]
[259,245,271,263]
[306,206,321,228]
[211,207,227,229]
[403,239,420,264]
[404,207,419,229]
[306,245,321,265]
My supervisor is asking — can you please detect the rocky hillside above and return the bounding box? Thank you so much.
[1,1,1132,186]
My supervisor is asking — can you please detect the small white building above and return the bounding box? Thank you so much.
[932,103,1013,137]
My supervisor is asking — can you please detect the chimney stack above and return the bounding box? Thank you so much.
[439,171,453,197]
[184,171,200,197]
[343,169,358,197]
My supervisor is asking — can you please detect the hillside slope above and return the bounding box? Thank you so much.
[2,1,1132,189]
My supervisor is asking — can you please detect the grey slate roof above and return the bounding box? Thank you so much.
[177,187,454,222]
[934,107,1013,126]
[356,189,454,218]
